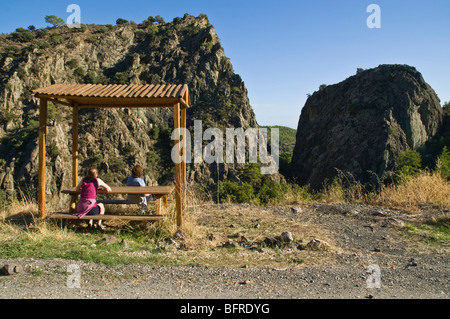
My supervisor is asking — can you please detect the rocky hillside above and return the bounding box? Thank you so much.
[0,14,258,201]
[289,64,446,189]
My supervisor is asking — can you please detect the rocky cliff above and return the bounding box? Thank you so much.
[289,64,445,189]
[0,14,258,201]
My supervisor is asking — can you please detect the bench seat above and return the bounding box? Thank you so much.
[48,213,166,222]
[57,186,175,220]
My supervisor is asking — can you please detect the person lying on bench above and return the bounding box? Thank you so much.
[73,167,112,229]
[126,164,153,214]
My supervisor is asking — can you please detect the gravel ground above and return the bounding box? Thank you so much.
[1,203,449,300]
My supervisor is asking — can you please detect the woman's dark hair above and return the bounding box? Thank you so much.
[132,165,143,178]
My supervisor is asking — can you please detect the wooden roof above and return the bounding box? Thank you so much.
[33,83,190,108]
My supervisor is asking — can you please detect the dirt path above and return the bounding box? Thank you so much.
[1,203,448,299]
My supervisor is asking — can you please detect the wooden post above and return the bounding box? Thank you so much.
[181,106,187,211]
[155,196,162,216]
[174,103,182,229]
[38,98,48,218]
[72,104,79,187]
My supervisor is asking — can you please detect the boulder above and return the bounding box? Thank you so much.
[289,64,445,189]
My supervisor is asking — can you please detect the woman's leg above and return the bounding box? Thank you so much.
[97,203,105,228]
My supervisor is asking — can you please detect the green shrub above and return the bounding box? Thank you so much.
[394,148,422,181]
[114,72,129,84]
[258,179,282,204]
[73,67,86,77]
[149,127,160,140]
[11,28,35,42]
[3,45,20,57]
[443,101,450,114]
[143,16,156,26]
[147,25,158,38]
[66,59,79,69]
[116,18,129,25]
[219,181,256,204]
[436,146,450,180]
[109,157,126,171]
[50,34,63,45]
[155,15,165,24]
[35,29,49,38]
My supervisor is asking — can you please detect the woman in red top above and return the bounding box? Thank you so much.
[74,167,111,229]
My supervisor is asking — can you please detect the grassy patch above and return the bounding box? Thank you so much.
[402,216,450,246]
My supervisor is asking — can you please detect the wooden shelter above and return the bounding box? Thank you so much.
[33,83,190,229]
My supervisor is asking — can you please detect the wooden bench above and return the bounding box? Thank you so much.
[50,186,174,221]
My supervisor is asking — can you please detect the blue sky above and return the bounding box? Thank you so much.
[1,0,449,129]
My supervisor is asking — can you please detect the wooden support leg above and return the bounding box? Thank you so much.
[163,195,168,211]
[38,98,48,219]
[174,103,183,229]
[156,196,162,216]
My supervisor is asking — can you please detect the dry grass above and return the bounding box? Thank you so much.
[0,171,448,269]
[366,171,450,210]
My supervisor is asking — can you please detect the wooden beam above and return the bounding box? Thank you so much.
[47,98,72,107]
[38,98,48,218]
[72,103,79,187]
[174,103,183,229]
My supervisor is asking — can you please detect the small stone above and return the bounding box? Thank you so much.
[291,207,303,214]
[13,265,22,274]
[306,239,330,251]
[407,258,417,267]
[239,235,249,243]
[100,235,118,245]
[164,237,178,246]
[222,239,238,248]
[373,210,387,217]
[120,239,129,247]
[390,218,405,227]
[263,236,279,247]
[1,264,15,276]
[254,223,260,229]
[281,231,294,242]
[173,230,185,241]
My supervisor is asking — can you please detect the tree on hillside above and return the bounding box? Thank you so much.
[443,101,450,114]
[116,18,129,25]
[155,15,165,24]
[45,15,65,28]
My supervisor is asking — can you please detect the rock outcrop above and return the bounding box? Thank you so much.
[0,14,258,202]
[289,64,445,189]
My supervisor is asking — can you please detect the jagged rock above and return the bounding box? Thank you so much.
[290,64,445,189]
[0,14,258,201]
